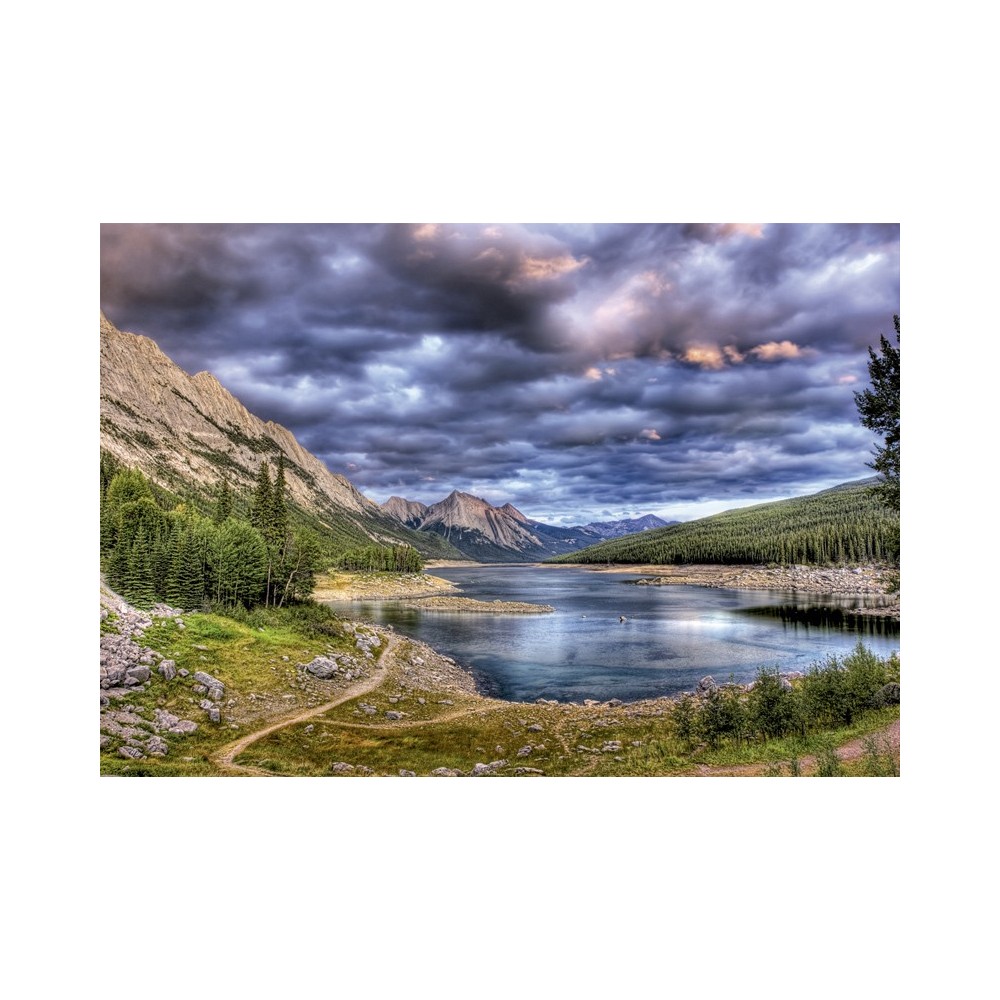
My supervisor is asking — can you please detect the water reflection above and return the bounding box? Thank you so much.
[739,603,899,636]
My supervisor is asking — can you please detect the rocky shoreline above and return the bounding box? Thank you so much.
[574,562,899,620]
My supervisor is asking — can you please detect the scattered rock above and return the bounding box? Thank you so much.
[301,655,340,679]
[385,710,404,720]
[124,665,151,685]
[516,746,533,757]
[696,676,718,694]
[527,724,544,733]
[118,746,145,760]
[431,767,462,776]
[398,769,416,777]
[157,659,177,680]
[470,759,507,776]
[329,762,355,774]
[513,767,544,776]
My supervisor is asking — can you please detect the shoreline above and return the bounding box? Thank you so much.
[313,562,899,620]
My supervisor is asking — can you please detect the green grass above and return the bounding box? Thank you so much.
[238,693,900,778]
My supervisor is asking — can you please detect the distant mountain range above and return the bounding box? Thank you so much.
[380,492,672,562]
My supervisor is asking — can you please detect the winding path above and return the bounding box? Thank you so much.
[210,628,899,778]
[210,633,403,775]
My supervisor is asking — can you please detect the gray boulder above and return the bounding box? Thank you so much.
[157,659,177,680]
[118,746,145,760]
[302,655,340,679]
[385,710,404,720]
[470,759,507,776]
[153,709,179,731]
[697,676,718,694]
[871,682,901,707]
[125,665,151,685]
[329,762,355,774]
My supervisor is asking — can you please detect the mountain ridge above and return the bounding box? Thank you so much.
[380,490,671,562]
[99,313,461,558]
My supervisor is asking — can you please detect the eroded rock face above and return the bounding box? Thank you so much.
[100,313,381,526]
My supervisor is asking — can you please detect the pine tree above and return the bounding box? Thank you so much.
[271,456,288,545]
[125,526,156,605]
[251,462,273,535]
[213,479,234,524]
[855,315,900,511]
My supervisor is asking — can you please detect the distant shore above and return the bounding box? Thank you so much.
[399,596,554,614]
[561,562,899,619]
[312,570,457,602]
[314,562,899,621]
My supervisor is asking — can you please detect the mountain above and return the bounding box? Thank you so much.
[99,313,461,558]
[551,479,898,566]
[380,491,672,563]
[381,496,429,528]
[575,514,673,540]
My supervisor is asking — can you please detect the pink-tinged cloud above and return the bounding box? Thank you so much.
[512,251,587,285]
[639,428,661,441]
[837,374,858,384]
[682,345,726,369]
[750,340,805,361]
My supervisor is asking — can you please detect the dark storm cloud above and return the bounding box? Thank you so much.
[101,223,899,523]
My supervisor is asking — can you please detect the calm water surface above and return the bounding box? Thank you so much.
[332,565,900,703]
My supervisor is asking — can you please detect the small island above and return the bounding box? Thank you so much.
[400,596,554,614]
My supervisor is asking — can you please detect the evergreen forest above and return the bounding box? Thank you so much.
[100,451,423,610]
[553,481,899,566]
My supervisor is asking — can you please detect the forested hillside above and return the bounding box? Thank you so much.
[100,451,425,610]
[552,481,899,566]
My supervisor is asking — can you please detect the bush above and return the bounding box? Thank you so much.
[748,668,797,741]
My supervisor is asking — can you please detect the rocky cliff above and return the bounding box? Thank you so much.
[100,313,458,555]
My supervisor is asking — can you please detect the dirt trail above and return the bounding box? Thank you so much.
[210,632,403,776]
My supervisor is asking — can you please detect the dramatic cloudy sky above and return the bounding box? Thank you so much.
[100,223,899,524]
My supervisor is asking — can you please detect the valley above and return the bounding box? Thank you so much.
[99,312,901,778]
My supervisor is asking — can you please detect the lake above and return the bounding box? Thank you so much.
[332,565,900,703]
